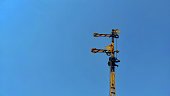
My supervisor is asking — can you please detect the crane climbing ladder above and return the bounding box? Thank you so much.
[91,29,120,96]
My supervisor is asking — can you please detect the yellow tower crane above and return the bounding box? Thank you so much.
[91,29,120,96]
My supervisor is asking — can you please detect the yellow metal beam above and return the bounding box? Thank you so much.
[110,71,116,96]
[91,29,120,96]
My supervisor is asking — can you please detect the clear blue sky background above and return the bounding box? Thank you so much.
[0,0,170,96]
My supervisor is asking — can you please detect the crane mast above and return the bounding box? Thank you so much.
[91,29,120,96]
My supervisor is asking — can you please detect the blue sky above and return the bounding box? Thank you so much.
[0,0,170,96]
